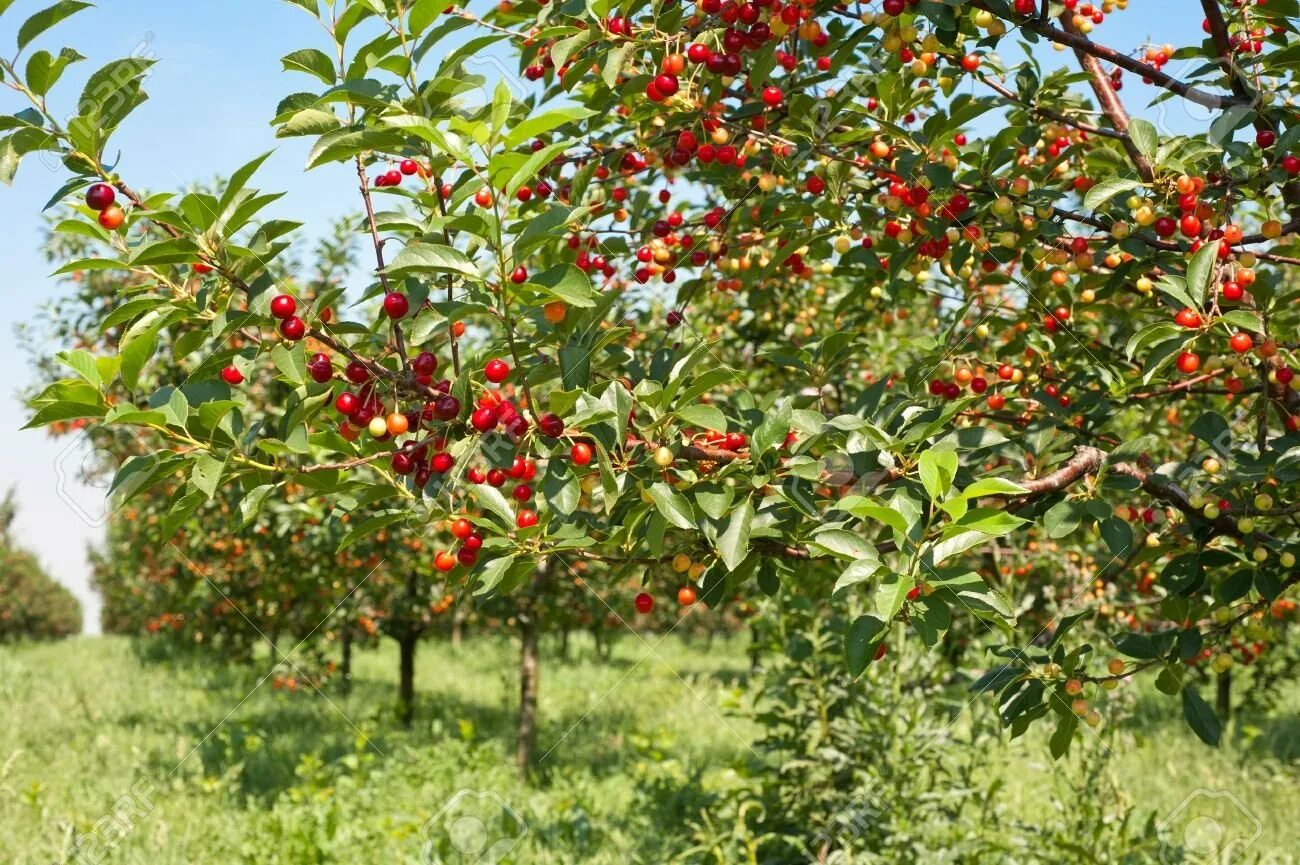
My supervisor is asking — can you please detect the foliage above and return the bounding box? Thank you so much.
[5,0,1300,753]
[0,490,81,641]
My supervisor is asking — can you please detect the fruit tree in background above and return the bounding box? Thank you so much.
[7,0,1300,754]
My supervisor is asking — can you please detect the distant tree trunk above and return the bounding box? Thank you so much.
[558,627,570,660]
[397,632,417,727]
[749,624,762,675]
[1217,668,1232,721]
[516,610,540,776]
[340,631,353,695]
[515,563,549,778]
[450,606,465,648]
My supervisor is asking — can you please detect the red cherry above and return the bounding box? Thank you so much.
[471,406,499,432]
[400,158,420,175]
[433,395,461,421]
[1229,332,1253,354]
[510,266,528,284]
[761,85,783,107]
[634,592,654,614]
[308,353,333,383]
[98,205,125,230]
[434,551,456,572]
[451,518,473,539]
[806,175,826,195]
[270,294,297,320]
[335,392,360,415]
[220,365,244,385]
[1176,351,1201,374]
[512,483,533,502]
[456,547,478,567]
[539,413,564,438]
[484,358,510,383]
[1257,129,1277,149]
[431,452,454,473]
[278,316,306,341]
[570,442,593,465]
[384,169,402,186]
[677,586,697,606]
[516,509,538,528]
[1180,214,1202,238]
[392,452,415,475]
[412,351,438,376]
[383,292,410,319]
[1153,216,1177,238]
[653,73,679,96]
[85,183,116,211]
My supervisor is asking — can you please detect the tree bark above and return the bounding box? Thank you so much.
[450,606,465,648]
[397,632,417,727]
[516,608,540,776]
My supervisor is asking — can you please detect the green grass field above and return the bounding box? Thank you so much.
[1,635,1296,864]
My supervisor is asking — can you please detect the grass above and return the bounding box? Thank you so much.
[1,634,1297,864]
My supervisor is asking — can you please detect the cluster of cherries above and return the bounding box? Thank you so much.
[85,182,126,230]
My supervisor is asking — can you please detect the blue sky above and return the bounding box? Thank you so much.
[0,2,1207,631]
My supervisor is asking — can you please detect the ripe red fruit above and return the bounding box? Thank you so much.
[960,53,980,72]
[412,351,438,376]
[471,405,499,432]
[1229,332,1254,354]
[761,85,782,107]
[433,395,461,421]
[539,413,564,438]
[98,204,125,230]
[1180,214,1202,238]
[384,169,402,186]
[512,483,533,502]
[806,175,826,195]
[456,547,479,567]
[335,392,360,415]
[677,586,697,606]
[653,73,679,96]
[474,188,493,207]
[516,509,538,528]
[1222,281,1244,302]
[431,452,454,473]
[1153,216,1177,238]
[383,292,410,319]
[400,158,419,176]
[987,393,1006,411]
[1257,129,1277,149]
[85,183,116,211]
[687,43,709,63]
[570,442,593,465]
[451,518,473,540]
[1175,308,1203,329]
[220,365,244,385]
[484,358,510,383]
[392,452,415,475]
[463,532,483,552]
[308,352,333,383]
[435,551,456,573]
[278,316,306,341]
[1176,351,1201,374]
[510,265,528,284]
[1283,155,1300,175]
[634,591,654,614]
[270,294,296,320]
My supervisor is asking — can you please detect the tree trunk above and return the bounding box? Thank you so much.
[516,609,540,776]
[340,631,353,696]
[451,606,465,648]
[1217,668,1232,722]
[397,632,417,727]
[558,627,570,660]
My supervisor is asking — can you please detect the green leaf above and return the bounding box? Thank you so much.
[190,454,226,499]
[962,477,1029,498]
[675,403,726,433]
[918,448,957,500]
[1181,687,1221,746]
[16,1,91,51]
[715,496,753,571]
[524,263,596,307]
[875,572,915,623]
[1049,711,1077,759]
[337,510,407,551]
[474,554,517,596]
[1128,118,1159,160]
[281,48,336,84]
[503,106,596,151]
[239,484,276,527]
[1185,238,1218,306]
[25,46,82,95]
[1082,176,1144,212]
[385,242,481,281]
[845,614,886,677]
[647,482,696,530]
[811,528,879,562]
